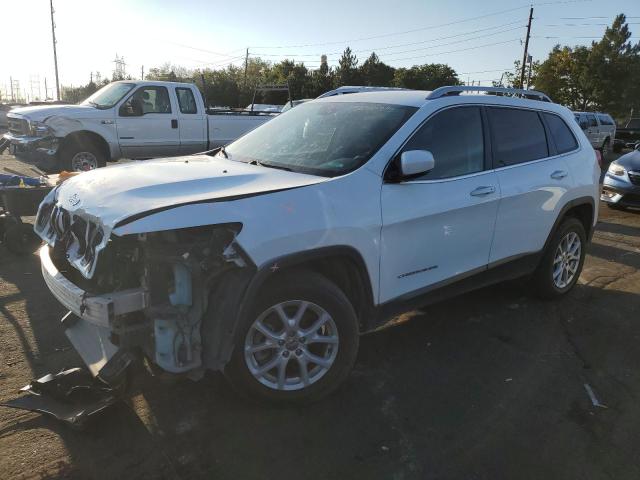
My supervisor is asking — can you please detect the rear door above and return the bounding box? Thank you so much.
[488,107,575,263]
[586,113,600,147]
[116,85,179,158]
[379,105,500,303]
[175,87,207,155]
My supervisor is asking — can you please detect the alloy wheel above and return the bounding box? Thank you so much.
[553,231,582,289]
[244,300,339,391]
[70,151,98,171]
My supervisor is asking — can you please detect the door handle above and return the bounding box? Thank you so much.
[470,186,496,197]
[550,170,568,180]
[171,119,178,129]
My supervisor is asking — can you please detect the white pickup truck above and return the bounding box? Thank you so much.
[1,81,277,172]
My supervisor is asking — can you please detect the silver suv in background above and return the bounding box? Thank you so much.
[574,111,616,155]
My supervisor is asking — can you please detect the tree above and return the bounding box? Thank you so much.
[535,14,640,119]
[359,52,395,86]
[335,47,361,86]
[393,64,460,90]
[494,60,540,89]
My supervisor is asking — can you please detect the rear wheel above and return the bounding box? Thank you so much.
[224,270,359,404]
[532,217,586,299]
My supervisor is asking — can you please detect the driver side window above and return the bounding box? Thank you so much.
[402,106,485,180]
[120,86,172,116]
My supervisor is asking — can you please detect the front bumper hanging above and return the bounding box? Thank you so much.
[1,366,126,429]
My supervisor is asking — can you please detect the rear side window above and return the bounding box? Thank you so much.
[488,108,548,166]
[402,106,485,180]
[587,114,598,127]
[543,113,578,154]
[176,88,197,114]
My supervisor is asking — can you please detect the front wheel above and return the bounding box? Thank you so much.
[59,141,106,172]
[532,217,587,299]
[224,270,359,404]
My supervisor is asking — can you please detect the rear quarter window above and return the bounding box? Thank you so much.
[543,113,579,154]
[488,107,549,167]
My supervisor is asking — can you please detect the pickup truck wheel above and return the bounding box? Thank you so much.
[224,270,359,404]
[532,217,586,299]
[60,142,106,172]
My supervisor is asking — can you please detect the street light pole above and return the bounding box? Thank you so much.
[50,0,60,100]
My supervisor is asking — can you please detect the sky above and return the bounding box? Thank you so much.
[3,0,639,101]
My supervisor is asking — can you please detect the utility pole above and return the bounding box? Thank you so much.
[50,0,61,100]
[90,72,93,84]
[519,6,533,89]
[243,48,249,88]
[141,65,144,80]
[10,76,14,102]
[241,47,249,107]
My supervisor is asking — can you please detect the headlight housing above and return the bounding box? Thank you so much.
[608,162,626,176]
[28,120,52,137]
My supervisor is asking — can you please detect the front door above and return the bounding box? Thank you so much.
[116,85,180,158]
[379,106,500,304]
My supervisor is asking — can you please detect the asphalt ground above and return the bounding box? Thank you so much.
[1,151,639,480]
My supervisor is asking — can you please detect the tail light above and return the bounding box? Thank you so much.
[594,148,603,169]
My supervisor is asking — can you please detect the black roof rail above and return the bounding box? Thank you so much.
[427,86,552,103]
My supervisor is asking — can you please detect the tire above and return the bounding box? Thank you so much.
[59,139,107,172]
[3,223,42,255]
[532,217,587,299]
[224,270,359,404]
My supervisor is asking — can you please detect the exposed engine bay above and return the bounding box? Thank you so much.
[35,194,250,380]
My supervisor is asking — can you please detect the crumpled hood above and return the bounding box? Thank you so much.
[616,148,640,171]
[52,155,327,229]
[9,104,101,122]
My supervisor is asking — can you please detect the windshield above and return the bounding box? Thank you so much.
[223,101,417,177]
[82,82,136,109]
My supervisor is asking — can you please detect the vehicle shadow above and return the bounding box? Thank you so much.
[596,220,640,237]
[3,250,640,479]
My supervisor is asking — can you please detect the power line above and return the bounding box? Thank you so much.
[250,5,530,49]
[256,23,525,58]
[366,38,522,64]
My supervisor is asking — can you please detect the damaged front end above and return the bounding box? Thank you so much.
[8,195,253,425]
[1,115,60,164]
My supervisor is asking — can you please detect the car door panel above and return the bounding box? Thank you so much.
[378,105,499,304]
[487,107,574,263]
[116,85,179,158]
[175,87,207,155]
[490,158,573,262]
[380,172,500,303]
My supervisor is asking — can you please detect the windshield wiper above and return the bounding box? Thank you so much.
[219,146,228,158]
[250,160,292,172]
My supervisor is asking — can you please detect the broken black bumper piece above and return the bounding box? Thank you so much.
[1,367,122,429]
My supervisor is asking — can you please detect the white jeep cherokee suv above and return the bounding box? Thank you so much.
[35,86,599,403]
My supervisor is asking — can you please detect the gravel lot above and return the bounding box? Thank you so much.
[1,152,639,480]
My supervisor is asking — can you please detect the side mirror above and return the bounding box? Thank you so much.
[399,150,435,178]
